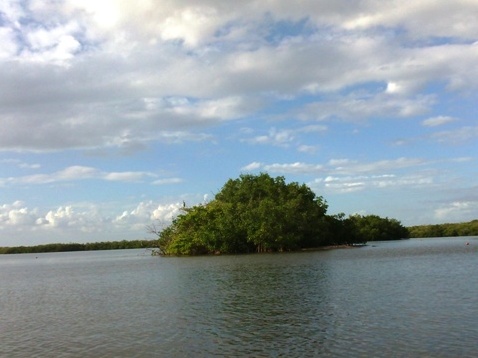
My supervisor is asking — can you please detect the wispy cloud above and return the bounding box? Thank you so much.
[422,116,457,127]
[0,159,41,169]
[431,126,478,144]
[243,157,437,193]
[328,157,426,175]
[241,162,263,171]
[315,174,434,193]
[152,178,184,185]
[245,157,427,176]
[1,166,158,186]
[242,125,327,149]
[434,201,478,222]
[264,162,324,174]
[243,127,296,147]
[293,93,436,122]
[242,161,324,174]
[297,145,319,154]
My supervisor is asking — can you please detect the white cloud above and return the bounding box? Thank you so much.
[313,174,434,193]
[320,176,366,193]
[155,131,215,144]
[341,0,478,39]
[113,201,183,231]
[264,162,324,174]
[243,157,439,195]
[385,81,420,96]
[434,201,478,222]
[19,163,41,169]
[0,1,24,24]
[245,157,426,177]
[245,127,295,146]
[298,125,328,133]
[241,162,263,171]
[431,126,478,144]
[104,172,154,182]
[297,145,318,154]
[20,20,83,64]
[422,116,457,127]
[0,159,41,169]
[157,6,221,47]
[152,178,184,185]
[58,166,98,180]
[141,96,256,124]
[0,198,184,244]
[0,1,476,153]
[328,157,426,175]
[0,27,18,59]
[295,93,435,122]
[44,206,76,228]
[1,166,157,185]
[5,166,97,185]
[77,1,478,48]
[151,203,183,222]
[243,125,326,148]
[0,201,38,227]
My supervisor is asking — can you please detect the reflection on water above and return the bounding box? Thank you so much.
[167,255,333,356]
[1,238,478,357]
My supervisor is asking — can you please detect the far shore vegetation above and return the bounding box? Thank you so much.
[2,174,477,256]
[0,240,157,255]
[408,220,478,238]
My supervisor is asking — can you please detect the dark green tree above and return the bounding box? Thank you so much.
[348,214,409,241]
[150,174,411,255]
[156,173,330,255]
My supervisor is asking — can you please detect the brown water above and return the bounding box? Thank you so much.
[1,237,477,357]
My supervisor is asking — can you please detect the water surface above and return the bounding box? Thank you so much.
[1,237,477,357]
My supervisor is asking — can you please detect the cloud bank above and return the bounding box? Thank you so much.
[1,0,478,153]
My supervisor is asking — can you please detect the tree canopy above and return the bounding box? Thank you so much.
[154,173,409,255]
[346,214,410,242]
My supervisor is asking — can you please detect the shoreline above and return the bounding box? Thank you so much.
[300,244,365,252]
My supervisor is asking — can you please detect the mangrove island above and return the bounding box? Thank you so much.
[150,173,409,255]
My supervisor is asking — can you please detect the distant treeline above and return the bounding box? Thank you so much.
[0,239,157,255]
[408,220,478,238]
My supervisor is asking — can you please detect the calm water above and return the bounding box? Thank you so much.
[1,237,478,357]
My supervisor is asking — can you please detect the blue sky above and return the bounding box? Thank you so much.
[1,1,478,246]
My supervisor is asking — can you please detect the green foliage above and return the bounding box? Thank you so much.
[153,173,408,255]
[408,219,478,238]
[347,214,410,241]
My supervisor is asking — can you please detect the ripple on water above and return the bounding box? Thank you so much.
[1,241,478,357]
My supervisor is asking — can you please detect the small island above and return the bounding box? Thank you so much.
[150,173,409,255]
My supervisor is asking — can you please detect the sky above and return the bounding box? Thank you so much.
[1,0,478,246]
